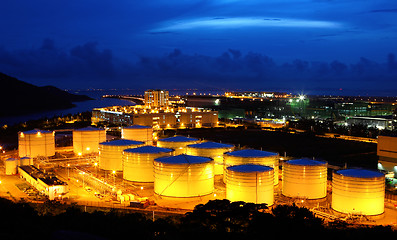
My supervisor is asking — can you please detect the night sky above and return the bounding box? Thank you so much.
[1,1,397,95]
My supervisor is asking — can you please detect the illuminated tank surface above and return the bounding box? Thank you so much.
[332,168,385,216]
[122,146,174,182]
[187,141,234,175]
[154,154,214,197]
[99,139,144,171]
[282,158,328,199]
[224,149,279,185]
[226,164,274,205]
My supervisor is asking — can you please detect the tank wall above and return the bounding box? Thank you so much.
[223,155,279,185]
[5,160,18,175]
[157,141,198,155]
[122,128,153,145]
[282,163,327,199]
[73,130,106,155]
[154,161,214,197]
[123,151,173,182]
[331,173,385,215]
[18,132,55,158]
[99,144,143,171]
[226,169,274,205]
[187,147,234,175]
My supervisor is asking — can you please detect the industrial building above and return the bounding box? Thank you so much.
[18,165,68,200]
[144,89,169,108]
[92,106,218,129]
[377,135,397,178]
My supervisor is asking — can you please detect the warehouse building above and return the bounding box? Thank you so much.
[18,165,68,200]
[92,106,218,129]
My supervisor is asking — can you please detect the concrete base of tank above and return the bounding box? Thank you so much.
[153,192,219,210]
[331,208,385,221]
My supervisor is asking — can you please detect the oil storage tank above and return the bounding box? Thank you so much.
[282,158,328,199]
[123,146,174,182]
[187,141,234,175]
[224,149,279,185]
[19,156,33,166]
[5,158,18,175]
[332,168,385,216]
[99,139,145,171]
[157,136,199,155]
[18,129,55,158]
[73,126,106,155]
[226,164,274,205]
[154,154,214,197]
[122,125,153,145]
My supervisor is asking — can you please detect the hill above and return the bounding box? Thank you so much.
[0,73,92,117]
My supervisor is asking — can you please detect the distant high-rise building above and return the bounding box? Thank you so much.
[144,89,169,108]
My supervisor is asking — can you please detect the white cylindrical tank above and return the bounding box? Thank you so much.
[154,154,214,197]
[226,164,274,205]
[157,136,199,155]
[332,168,385,216]
[18,129,55,158]
[224,149,279,185]
[73,126,106,155]
[5,158,18,175]
[282,158,328,199]
[123,146,174,182]
[19,156,33,166]
[99,139,145,171]
[122,125,153,145]
[187,141,234,175]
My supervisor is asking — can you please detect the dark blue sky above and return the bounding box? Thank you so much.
[1,1,397,95]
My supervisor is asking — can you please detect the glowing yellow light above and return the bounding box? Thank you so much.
[78,152,82,156]
[86,147,90,151]
[140,187,144,190]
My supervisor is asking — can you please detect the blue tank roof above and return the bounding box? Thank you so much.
[124,145,174,154]
[286,158,327,166]
[74,126,103,131]
[100,139,144,146]
[22,129,53,134]
[188,141,234,149]
[225,149,278,158]
[336,169,384,178]
[158,136,198,142]
[154,154,212,164]
[227,164,273,173]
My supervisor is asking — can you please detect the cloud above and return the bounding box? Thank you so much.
[1,39,397,95]
[152,16,341,32]
[0,39,114,83]
[370,9,397,13]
